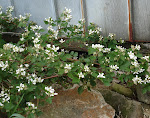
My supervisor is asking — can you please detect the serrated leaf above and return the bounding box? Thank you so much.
[78,86,84,94]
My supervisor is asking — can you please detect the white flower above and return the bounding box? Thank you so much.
[16,67,26,76]
[59,39,65,43]
[52,45,59,52]
[131,61,139,67]
[97,73,105,78]
[131,44,141,51]
[89,29,94,35]
[0,102,3,107]
[108,33,116,39]
[78,72,84,78]
[64,64,72,70]
[142,56,149,62]
[0,61,9,71]
[128,51,137,60]
[46,44,51,48]
[47,25,53,31]
[110,65,119,70]
[132,75,142,85]
[99,35,103,41]
[45,17,53,24]
[133,68,145,74]
[45,86,58,97]
[16,83,27,92]
[116,45,126,52]
[135,44,141,50]
[34,44,40,49]
[32,37,40,44]
[92,44,104,51]
[26,102,37,110]
[103,48,111,53]
[20,37,24,41]
[24,64,29,68]
[84,65,90,72]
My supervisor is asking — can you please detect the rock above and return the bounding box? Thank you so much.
[98,88,143,118]
[136,84,150,105]
[111,83,133,98]
[39,85,115,118]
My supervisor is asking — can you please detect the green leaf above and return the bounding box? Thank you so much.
[10,113,25,118]
[88,48,95,55]
[78,86,84,94]
[4,102,15,111]
[46,97,53,104]
[27,113,34,118]
[90,80,96,86]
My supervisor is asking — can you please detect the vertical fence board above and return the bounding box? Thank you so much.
[0,0,11,11]
[56,0,82,24]
[133,0,150,41]
[12,0,56,29]
[85,0,129,40]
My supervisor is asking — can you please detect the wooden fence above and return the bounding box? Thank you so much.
[1,0,150,42]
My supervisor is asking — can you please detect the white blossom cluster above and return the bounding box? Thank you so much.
[110,65,119,71]
[30,25,42,31]
[45,44,59,61]
[19,13,31,21]
[131,44,141,51]
[128,51,137,60]
[47,25,58,39]
[92,44,111,53]
[99,35,104,41]
[132,74,150,85]
[133,68,145,75]
[0,61,9,71]
[45,17,54,24]
[62,7,72,21]
[142,56,149,62]
[16,83,27,92]
[16,64,27,76]
[3,43,25,52]
[92,44,104,51]
[116,45,126,52]
[89,27,102,35]
[108,33,116,39]
[6,6,14,18]
[0,89,10,107]
[25,102,37,113]
[45,86,58,97]
[26,73,44,85]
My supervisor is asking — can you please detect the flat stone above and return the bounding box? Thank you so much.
[39,85,115,118]
[98,88,143,118]
[136,84,150,105]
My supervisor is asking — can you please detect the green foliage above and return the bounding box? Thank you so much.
[0,5,150,118]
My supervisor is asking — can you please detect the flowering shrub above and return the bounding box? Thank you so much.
[0,6,150,117]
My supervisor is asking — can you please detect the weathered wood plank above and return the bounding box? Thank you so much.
[85,0,129,40]
[55,0,82,24]
[12,0,57,29]
[132,0,150,41]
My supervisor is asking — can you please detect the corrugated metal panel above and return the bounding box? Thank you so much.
[55,0,82,24]
[132,0,150,41]
[0,0,12,11]
[12,0,56,29]
[85,0,129,40]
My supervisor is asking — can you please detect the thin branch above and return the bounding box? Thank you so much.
[42,75,59,80]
